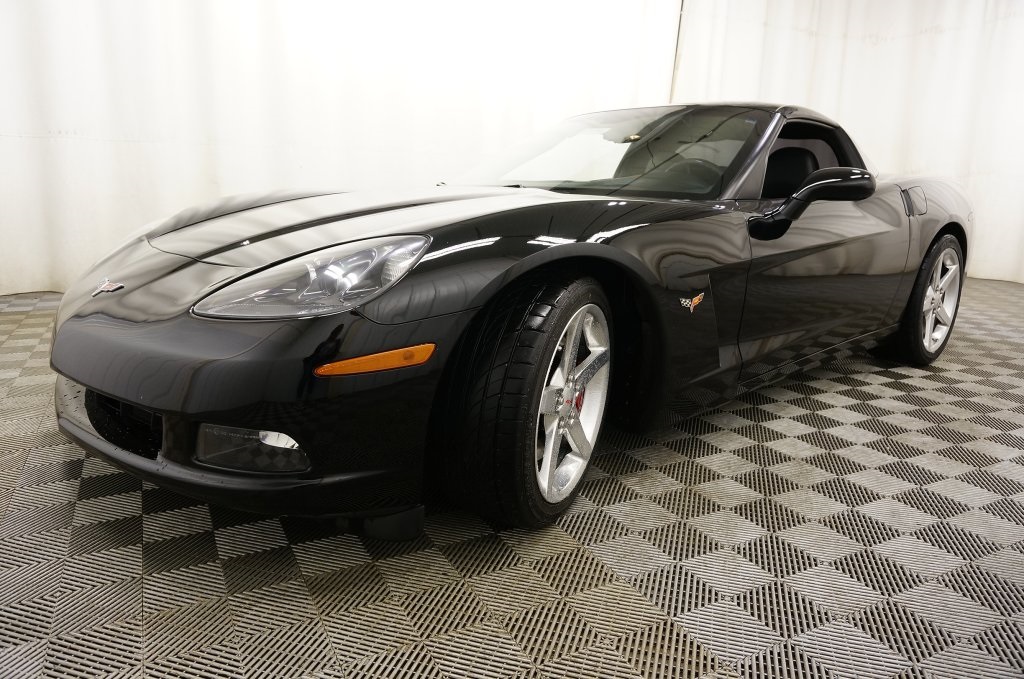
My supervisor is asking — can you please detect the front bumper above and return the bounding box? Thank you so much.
[56,378,396,515]
[52,308,474,517]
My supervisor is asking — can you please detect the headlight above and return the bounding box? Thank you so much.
[193,235,430,319]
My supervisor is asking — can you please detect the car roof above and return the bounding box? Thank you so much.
[601,102,840,127]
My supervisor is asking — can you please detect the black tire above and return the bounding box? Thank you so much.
[892,234,964,365]
[447,275,612,528]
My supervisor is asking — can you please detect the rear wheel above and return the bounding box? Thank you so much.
[450,276,612,527]
[893,234,964,365]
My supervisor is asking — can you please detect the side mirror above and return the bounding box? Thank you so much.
[793,167,876,203]
[748,167,876,240]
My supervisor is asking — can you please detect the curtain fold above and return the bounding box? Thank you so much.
[0,0,682,294]
[674,0,1024,283]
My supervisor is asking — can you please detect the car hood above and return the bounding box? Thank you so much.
[147,186,594,267]
[60,185,735,328]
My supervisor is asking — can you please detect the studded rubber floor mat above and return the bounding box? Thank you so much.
[1,279,1023,679]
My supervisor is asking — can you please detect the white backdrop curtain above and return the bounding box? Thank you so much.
[673,0,1024,284]
[0,0,682,295]
[5,0,1023,294]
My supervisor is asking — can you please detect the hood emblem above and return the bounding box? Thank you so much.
[91,278,125,297]
[680,292,705,313]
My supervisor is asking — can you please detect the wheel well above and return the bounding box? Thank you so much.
[935,222,967,261]
[423,257,662,489]
[520,258,663,428]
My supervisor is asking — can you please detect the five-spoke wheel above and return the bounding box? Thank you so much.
[921,246,961,353]
[893,234,964,365]
[450,275,612,528]
[535,303,611,503]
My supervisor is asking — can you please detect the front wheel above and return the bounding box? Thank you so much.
[535,301,611,505]
[451,276,612,528]
[893,234,964,365]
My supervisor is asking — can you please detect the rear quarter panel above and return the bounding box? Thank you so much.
[885,177,974,320]
[903,178,974,264]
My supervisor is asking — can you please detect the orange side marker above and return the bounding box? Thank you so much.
[314,343,436,377]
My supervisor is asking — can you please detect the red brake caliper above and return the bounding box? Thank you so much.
[574,389,585,411]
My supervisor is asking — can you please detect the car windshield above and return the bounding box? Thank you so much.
[457,105,772,200]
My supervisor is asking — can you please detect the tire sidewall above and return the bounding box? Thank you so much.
[514,278,611,525]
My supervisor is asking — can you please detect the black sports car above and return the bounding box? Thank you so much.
[51,103,972,535]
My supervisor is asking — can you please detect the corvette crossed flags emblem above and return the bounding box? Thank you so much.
[679,292,705,313]
[91,277,125,297]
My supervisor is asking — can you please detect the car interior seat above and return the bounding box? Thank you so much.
[762,147,819,199]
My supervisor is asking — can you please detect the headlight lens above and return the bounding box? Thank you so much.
[193,235,430,319]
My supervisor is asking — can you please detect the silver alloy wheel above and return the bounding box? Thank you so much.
[922,246,961,353]
[535,303,611,503]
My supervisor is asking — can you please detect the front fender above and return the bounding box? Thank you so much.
[361,204,755,427]
[358,237,658,325]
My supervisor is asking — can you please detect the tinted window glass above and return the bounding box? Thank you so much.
[459,106,772,200]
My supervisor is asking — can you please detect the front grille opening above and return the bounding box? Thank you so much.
[84,390,163,459]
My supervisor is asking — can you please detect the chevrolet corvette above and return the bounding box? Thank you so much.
[51,103,972,535]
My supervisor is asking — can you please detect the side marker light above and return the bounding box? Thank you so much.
[314,343,436,376]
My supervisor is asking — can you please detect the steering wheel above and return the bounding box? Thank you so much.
[661,157,721,186]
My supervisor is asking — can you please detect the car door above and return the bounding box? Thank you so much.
[737,120,911,383]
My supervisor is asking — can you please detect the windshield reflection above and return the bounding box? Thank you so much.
[457,105,772,201]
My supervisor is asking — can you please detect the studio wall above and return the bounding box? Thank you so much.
[4,0,1022,294]
[0,0,682,294]
[673,0,1024,284]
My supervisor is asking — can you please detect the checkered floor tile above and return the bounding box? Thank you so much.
[2,278,1024,678]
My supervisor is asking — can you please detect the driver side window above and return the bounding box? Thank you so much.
[761,122,851,199]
